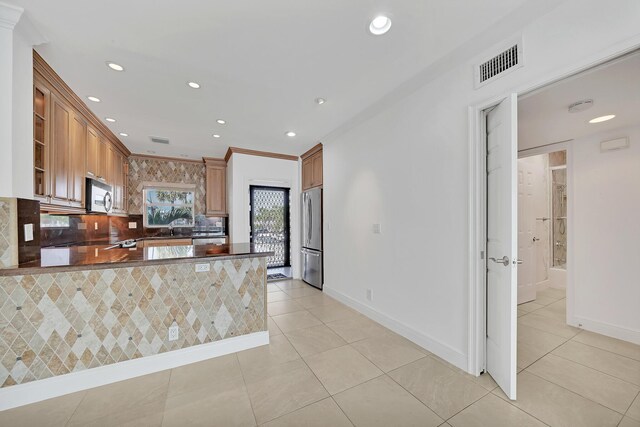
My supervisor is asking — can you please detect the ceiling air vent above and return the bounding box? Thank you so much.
[150,136,170,144]
[475,40,523,88]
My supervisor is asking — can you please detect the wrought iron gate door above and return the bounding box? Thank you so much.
[250,186,291,268]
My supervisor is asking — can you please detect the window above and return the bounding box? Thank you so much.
[143,186,195,228]
[40,214,70,228]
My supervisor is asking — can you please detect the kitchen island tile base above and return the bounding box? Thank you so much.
[0,255,268,407]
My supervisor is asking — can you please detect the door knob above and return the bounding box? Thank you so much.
[513,259,524,265]
[489,256,510,266]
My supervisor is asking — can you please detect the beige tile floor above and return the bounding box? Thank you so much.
[1,282,639,426]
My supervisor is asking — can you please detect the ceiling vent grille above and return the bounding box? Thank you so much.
[475,40,523,88]
[150,136,170,144]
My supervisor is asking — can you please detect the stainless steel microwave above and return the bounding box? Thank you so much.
[85,178,113,213]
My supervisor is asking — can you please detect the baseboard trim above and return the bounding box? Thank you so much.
[0,331,269,411]
[569,316,639,345]
[323,287,468,372]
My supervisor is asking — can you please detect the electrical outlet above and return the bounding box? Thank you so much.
[24,224,34,242]
[128,222,137,229]
[372,223,381,234]
[195,263,210,273]
[366,289,373,301]
[168,323,179,341]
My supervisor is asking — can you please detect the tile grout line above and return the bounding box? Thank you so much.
[625,391,640,419]
[523,367,630,417]
[233,352,260,427]
[63,390,88,427]
[566,335,640,363]
[549,349,640,388]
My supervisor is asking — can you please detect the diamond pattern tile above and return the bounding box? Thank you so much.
[0,198,18,268]
[0,257,267,388]
[127,157,207,215]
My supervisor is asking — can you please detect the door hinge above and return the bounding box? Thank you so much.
[480,251,485,260]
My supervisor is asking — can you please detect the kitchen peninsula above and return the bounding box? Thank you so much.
[0,241,271,407]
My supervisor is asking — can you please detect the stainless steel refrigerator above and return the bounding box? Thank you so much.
[301,187,323,289]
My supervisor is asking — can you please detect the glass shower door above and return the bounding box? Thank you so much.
[552,167,567,268]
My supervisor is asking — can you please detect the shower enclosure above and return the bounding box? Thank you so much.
[551,166,567,268]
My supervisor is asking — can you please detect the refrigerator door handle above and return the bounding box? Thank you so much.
[308,196,312,244]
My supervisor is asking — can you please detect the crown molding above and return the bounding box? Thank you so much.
[224,147,298,163]
[33,50,131,156]
[14,14,46,46]
[300,142,322,160]
[130,153,205,165]
[0,2,23,30]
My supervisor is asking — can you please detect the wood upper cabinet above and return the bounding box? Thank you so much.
[203,158,227,216]
[111,149,127,213]
[34,52,131,213]
[69,114,87,205]
[301,143,323,191]
[86,126,99,178]
[98,137,108,181]
[33,79,51,201]
[50,93,72,203]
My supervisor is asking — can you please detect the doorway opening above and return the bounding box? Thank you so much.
[474,49,640,404]
[249,186,291,276]
[517,149,567,306]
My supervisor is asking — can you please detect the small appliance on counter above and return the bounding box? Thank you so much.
[85,178,113,214]
[301,187,323,289]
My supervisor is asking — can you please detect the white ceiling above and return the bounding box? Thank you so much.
[17,0,533,159]
[519,51,640,150]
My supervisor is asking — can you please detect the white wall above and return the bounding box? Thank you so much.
[0,3,20,198]
[570,125,640,342]
[323,0,640,370]
[227,153,301,278]
[12,18,36,198]
[0,3,44,198]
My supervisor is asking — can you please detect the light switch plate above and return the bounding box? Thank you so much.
[372,223,382,234]
[94,222,98,230]
[128,222,137,229]
[24,224,34,242]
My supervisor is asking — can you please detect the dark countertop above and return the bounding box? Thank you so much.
[45,234,229,248]
[0,243,272,276]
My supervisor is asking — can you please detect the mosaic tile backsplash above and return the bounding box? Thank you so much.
[0,257,266,388]
[0,198,18,268]
[127,157,206,216]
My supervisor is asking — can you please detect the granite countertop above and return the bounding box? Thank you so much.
[0,243,272,276]
[45,234,229,248]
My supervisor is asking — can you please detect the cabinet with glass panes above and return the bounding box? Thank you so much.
[33,81,50,201]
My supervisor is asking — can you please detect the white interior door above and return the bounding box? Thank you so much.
[517,157,537,304]
[486,94,518,400]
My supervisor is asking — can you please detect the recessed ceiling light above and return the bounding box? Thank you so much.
[216,119,226,125]
[187,81,200,89]
[119,132,128,137]
[87,96,101,103]
[315,98,326,105]
[285,131,296,137]
[212,134,221,138]
[369,15,392,35]
[105,117,116,123]
[180,154,189,158]
[589,114,615,124]
[106,62,124,72]
[147,150,156,154]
